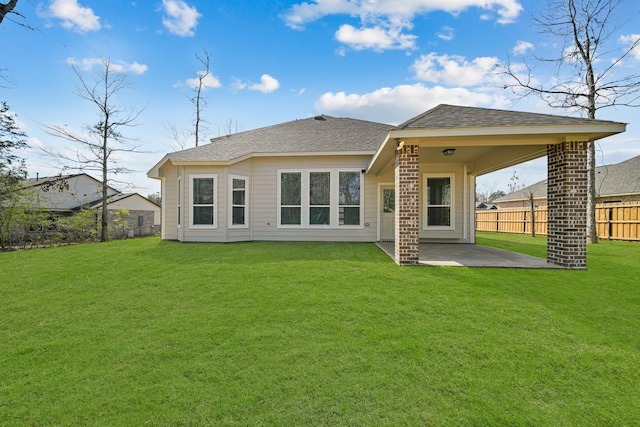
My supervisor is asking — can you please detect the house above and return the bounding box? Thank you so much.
[148,104,625,268]
[25,173,161,237]
[475,202,497,210]
[494,155,640,209]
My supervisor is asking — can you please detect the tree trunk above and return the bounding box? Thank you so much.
[0,0,18,25]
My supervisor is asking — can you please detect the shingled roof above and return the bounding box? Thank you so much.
[163,115,393,164]
[397,104,620,130]
[496,155,640,202]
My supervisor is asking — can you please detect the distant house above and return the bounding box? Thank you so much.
[25,173,161,237]
[475,202,497,210]
[494,155,640,209]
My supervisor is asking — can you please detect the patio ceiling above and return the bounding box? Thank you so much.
[366,122,626,176]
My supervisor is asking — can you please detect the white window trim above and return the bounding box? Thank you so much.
[228,175,249,229]
[277,169,364,229]
[177,175,182,228]
[189,174,218,229]
[423,173,455,231]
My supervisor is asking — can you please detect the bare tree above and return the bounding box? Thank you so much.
[43,58,144,242]
[192,49,211,147]
[502,0,640,243]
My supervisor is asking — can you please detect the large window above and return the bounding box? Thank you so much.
[310,172,330,225]
[278,169,362,228]
[425,175,453,229]
[229,176,248,227]
[339,171,360,225]
[280,172,302,225]
[177,176,182,227]
[190,174,217,228]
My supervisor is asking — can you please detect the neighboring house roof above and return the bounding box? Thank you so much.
[25,173,119,194]
[91,193,160,209]
[150,115,393,174]
[396,104,618,130]
[495,155,640,203]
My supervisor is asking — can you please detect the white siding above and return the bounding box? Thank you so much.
[32,174,118,211]
[160,164,178,240]
[107,194,161,225]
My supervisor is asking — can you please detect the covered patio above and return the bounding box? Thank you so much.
[366,105,626,269]
[376,241,561,268]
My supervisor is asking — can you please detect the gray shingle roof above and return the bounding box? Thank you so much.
[496,155,640,202]
[397,104,621,130]
[166,115,393,163]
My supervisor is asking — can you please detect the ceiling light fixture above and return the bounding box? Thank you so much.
[442,148,456,156]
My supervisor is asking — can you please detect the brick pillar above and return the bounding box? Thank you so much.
[395,144,420,265]
[547,141,588,269]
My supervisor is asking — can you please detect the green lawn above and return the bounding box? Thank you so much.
[1,233,639,426]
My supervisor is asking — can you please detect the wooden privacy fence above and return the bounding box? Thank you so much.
[476,202,640,241]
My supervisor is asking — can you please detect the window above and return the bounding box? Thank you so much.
[280,172,301,225]
[425,175,453,229]
[339,171,360,225]
[177,176,182,227]
[230,176,248,227]
[278,169,362,227]
[190,175,217,227]
[309,172,330,225]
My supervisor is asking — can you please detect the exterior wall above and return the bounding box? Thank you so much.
[106,194,161,226]
[32,175,118,211]
[250,155,377,242]
[547,141,588,269]
[107,209,159,238]
[160,164,179,240]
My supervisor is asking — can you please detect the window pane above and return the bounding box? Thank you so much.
[232,178,245,189]
[383,189,395,213]
[281,173,301,205]
[310,207,330,225]
[232,190,245,205]
[193,206,214,225]
[427,178,450,206]
[310,172,330,205]
[340,207,360,225]
[232,207,245,225]
[281,207,301,225]
[428,207,450,226]
[193,178,214,205]
[339,172,360,205]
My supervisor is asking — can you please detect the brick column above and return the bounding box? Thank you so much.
[547,141,588,269]
[395,144,420,265]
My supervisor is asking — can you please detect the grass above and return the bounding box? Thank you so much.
[1,233,639,426]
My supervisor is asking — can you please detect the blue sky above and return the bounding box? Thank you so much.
[2,0,639,196]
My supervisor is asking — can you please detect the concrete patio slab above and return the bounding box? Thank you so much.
[376,242,562,269]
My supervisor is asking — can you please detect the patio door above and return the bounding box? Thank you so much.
[380,185,395,241]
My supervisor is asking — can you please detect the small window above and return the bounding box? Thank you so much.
[280,172,301,225]
[190,175,217,228]
[230,176,248,227]
[425,175,453,228]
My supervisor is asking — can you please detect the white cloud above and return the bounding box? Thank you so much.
[185,72,221,90]
[161,0,201,37]
[512,40,534,55]
[249,74,280,94]
[45,0,101,33]
[620,34,640,61]
[315,83,510,124]
[66,57,149,75]
[437,26,454,41]
[335,23,417,51]
[283,0,523,29]
[411,53,502,87]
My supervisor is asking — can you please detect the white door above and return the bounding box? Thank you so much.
[380,185,395,241]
